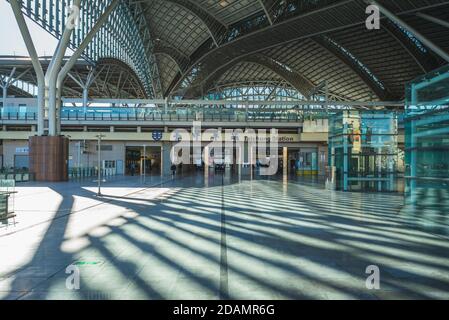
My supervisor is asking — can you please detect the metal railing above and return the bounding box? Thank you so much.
[68,167,117,179]
[1,107,329,123]
[0,172,33,182]
[0,112,37,121]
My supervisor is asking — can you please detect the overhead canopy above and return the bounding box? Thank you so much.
[138,0,449,100]
[5,0,449,103]
[0,56,147,99]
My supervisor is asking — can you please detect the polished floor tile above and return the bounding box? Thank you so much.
[1,173,449,300]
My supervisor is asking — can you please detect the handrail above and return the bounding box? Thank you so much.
[1,110,325,122]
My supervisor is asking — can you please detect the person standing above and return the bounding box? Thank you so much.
[171,163,177,178]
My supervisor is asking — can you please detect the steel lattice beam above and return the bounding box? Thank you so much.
[153,44,190,73]
[7,0,159,98]
[184,53,315,99]
[133,0,228,46]
[168,0,449,101]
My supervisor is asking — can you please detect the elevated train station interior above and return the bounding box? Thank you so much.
[0,0,449,300]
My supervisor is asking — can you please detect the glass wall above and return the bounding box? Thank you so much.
[404,65,449,212]
[329,110,399,192]
[296,148,318,176]
[0,105,329,123]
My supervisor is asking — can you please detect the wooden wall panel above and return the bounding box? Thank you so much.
[29,136,69,182]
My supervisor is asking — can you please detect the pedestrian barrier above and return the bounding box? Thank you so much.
[0,180,17,227]
[68,167,118,179]
[0,172,32,182]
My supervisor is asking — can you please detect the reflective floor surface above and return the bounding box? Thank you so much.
[1,172,449,300]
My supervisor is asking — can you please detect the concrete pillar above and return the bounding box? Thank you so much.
[29,136,69,181]
[244,142,249,164]
[110,126,114,132]
[283,147,288,176]
[137,126,142,133]
[204,145,209,178]
[343,123,349,191]
[161,142,172,176]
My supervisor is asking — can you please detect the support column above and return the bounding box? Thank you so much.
[409,84,418,204]
[343,123,349,191]
[11,0,118,181]
[312,149,318,175]
[204,146,209,178]
[82,68,96,113]
[164,97,169,115]
[1,85,6,109]
[82,87,89,113]
[56,0,119,135]
[324,80,329,114]
[161,142,172,177]
[10,0,45,135]
[46,0,82,136]
[1,67,30,110]
[11,0,77,181]
[29,136,69,182]
[66,68,96,116]
[283,147,288,176]
[1,68,17,109]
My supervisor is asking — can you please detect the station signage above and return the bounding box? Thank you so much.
[15,147,29,154]
[156,132,300,143]
[152,131,163,141]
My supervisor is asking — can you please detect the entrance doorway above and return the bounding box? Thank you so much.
[14,155,29,170]
[125,146,161,176]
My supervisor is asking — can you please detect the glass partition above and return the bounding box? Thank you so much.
[404,64,449,212]
[296,148,318,176]
[0,105,328,122]
[328,110,399,192]
[0,105,37,120]
[0,102,349,123]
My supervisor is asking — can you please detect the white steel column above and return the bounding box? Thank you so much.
[83,69,96,113]
[45,0,82,136]
[10,0,45,135]
[56,0,120,135]
[0,68,16,108]
[1,79,7,109]
[67,68,97,114]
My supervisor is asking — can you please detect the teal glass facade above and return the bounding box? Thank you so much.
[329,110,399,192]
[296,148,319,176]
[405,65,449,212]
